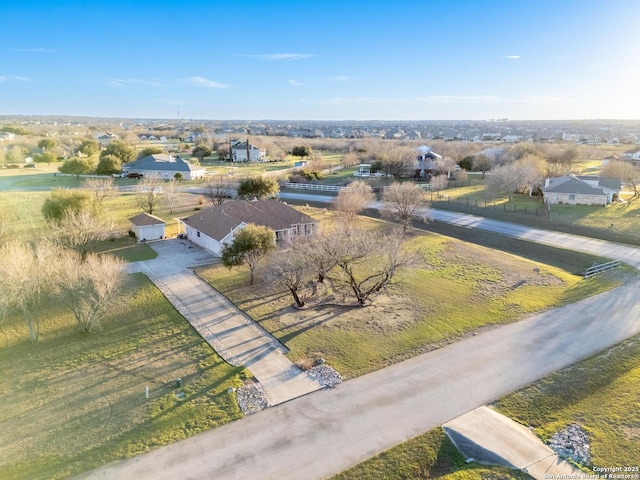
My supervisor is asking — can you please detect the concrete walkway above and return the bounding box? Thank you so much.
[444,407,582,479]
[129,239,322,406]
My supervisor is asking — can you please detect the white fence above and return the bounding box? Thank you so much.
[280,182,343,192]
[584,260,621,278]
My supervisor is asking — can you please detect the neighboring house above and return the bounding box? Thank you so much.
[129,213,166,241]
[180,199,317,256]
[0,132,16,141]
[623,147,640,164]
[231,141,266,162]
[123,154,205,180]
[414,145,443,177]
[542,174,621,206]
[95,132,117,146]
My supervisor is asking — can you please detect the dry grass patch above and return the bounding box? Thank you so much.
[198,211,626,379]
[0,273,247,480]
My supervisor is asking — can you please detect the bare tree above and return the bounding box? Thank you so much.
[429,174,449,196]
[473,154,493,179]
[333,180,375,223]
[293,230,337,292]
[376,146,415,177]
[164,177,178,214]
[486,156,544,200]
[261,247,312,308]
[53,209,119,258]
[381,182,429,231]
[136,175,163,214]
[318,228,420,306]
[202,174,235,206]
[56,250,127,333]
[341,152,359,168]
[0,241,58,341]
[83,177,117,210]
[601,160,640,197]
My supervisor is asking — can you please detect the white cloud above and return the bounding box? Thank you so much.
[322,95,509,106]
[108,78,164,87]
[10,75,31,82]
[13,48,56,53]
[288,79,305,87]
[241,53,315,61]
[180,76,232,88]
[0,76,6,82]
[502,55,521,59]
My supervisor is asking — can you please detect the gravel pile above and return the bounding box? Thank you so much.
[236,382,270,415]
[549,423,591,465]
[306,364,343,388]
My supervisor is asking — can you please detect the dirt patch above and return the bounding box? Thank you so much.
[440,241,565,298]
[276,293,422,334]
[622,426,640,441]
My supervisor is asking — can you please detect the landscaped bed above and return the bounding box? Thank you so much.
[197,209,630,379]
[0,273,248,480]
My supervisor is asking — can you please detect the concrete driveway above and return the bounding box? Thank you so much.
[129,239,323,406]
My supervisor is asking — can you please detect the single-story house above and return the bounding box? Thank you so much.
[180,200,317,256]
[96,132,117,146]
[542,174,621,206]
[129,213,166,241]
[122,154,205,180]
[231,141,266,162]
[623,147,640,162]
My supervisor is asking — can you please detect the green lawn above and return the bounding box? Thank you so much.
[0,273,248,480]
[197,209,629,379]
[332,428,532,480]
[493,333,640,469]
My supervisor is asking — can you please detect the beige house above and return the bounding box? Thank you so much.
[180,200,317,256]
[542,174,621,206]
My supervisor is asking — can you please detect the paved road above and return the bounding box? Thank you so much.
[81,272,640,480]
[130,239,323,406]
[280,191,640,268]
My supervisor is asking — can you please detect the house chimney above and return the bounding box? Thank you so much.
[544,178,550,188]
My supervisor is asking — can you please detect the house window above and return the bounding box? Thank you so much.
[569,194,576,200]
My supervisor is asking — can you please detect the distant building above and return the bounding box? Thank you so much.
[123,154,205,180]
[95,132,117,146]
[231,141,266,162]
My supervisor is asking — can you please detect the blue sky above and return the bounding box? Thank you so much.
[1,0,639,120]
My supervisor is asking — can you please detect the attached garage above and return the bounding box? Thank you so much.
[129,213,166,241]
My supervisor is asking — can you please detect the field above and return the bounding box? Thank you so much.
[0,273,248,480]
[197,208,630,379]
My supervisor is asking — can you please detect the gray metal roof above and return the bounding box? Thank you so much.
[126,154,203,173]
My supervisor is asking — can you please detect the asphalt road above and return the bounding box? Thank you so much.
[279,191,640,268]
[81,276,640,480]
